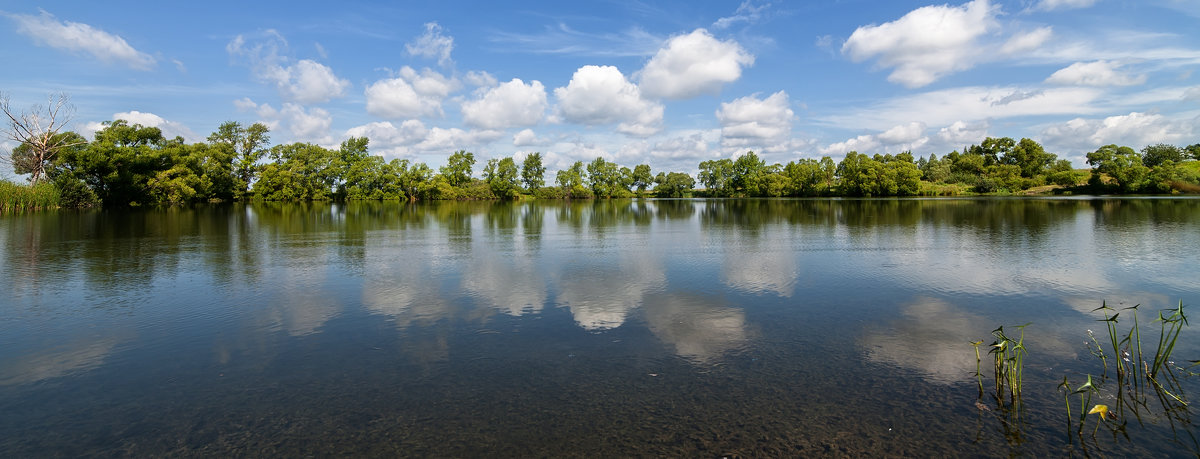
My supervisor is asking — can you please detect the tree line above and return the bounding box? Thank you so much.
[5,114,1200,207]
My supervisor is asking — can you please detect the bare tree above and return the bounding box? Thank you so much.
[1,92,87,184]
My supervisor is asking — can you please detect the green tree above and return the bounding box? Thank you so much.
[1141,143,1185,168]
[206,121,270,199]
[586,157,622,198]
[698,158,734,196]
[1187,144,1200,161]
[521,152,545,191]
[484,156,521,199]
[441,150,475,187]
[255,142,341,200]
[653,172,694,197]
[1086,144,1148,193]
[631,164,653,193]
[1001,138,1056,178]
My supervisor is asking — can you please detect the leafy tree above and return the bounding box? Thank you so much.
[1141,143,1185,168]
[556,161,589,198]
[255,143,341,200]
[586,157,622,198]
[631,164,653,193]
[1187,144,1200,161]
[1086,144,1148,193]
[441,150,475,187]
[521,152,545,191]
[1001,138,1056,178]
[653,172,694,197]
[698,158,734,196]
[730,151,767,194]
[206,121,270,199]
[484,156,521,199]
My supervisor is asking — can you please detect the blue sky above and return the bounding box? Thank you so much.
[2,0,1199,178]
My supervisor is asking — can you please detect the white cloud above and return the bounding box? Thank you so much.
[365,67,459,119]
[10,10,155,70]
[820,122,939,156]
[489,23,663,57]
[716,91,795,152]
[513,128,552,147]
[227,30,350,104]
[842,0,998,88]
[233,98,332,144]
[817,85,1104,132]
[1045,60,1147,87]
[461,79,548,129]
[463,70,498,88]
[1184,86,1200,102]
[1041,111,1200,152]
[414,127,504,153]
[935,120,991,146]
[84,110,197,142]
[714,1,771,29]
[345,120,428,147]
[554,65,663,137]
[1000,27,1053,55]
[637,29,754,99]
[406,22,454,67]
[1031,0,1097,11]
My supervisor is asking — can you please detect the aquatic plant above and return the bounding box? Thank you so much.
[0,179,60,212]
[989,324,1029,404]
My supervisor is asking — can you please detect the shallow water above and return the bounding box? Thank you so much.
[1,198,1198,456]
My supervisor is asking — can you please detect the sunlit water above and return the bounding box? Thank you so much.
[2,198,1198,456]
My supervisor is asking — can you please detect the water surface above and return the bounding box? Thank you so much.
[2,198,1198,456]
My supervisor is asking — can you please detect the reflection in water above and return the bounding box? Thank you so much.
[555,250,666,330]
[642,292,747,364]
[0,336,124,386]
[860,297,1077,385]
[720,229,798,297]
[463,254,547,316]
[2,198,1199,456]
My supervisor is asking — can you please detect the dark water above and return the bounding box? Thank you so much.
[2,198,1198,457]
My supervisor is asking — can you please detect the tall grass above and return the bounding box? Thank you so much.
[0,180,60,212]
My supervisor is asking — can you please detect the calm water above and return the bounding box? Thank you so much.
[1,198,1198,456]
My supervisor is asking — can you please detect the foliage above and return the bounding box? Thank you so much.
[653,171,694,197]
[521,152,545,191]
[484,156,521,199]
[0,179,60,211]
[441,150,475,187]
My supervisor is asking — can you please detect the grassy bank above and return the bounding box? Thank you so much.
[0,180,60,212]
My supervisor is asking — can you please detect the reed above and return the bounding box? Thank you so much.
[989,324,1029,404]
[0,180,60,212]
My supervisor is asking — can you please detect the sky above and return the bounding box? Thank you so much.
[2,0,1199,178]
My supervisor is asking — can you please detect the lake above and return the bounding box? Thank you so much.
[2,198,1198,456]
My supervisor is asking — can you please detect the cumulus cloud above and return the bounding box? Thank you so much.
[935,120,991,146]
[554,65,663,137]
[1031,0,1097,11]
[842,0,998,88]
[513,128,552,147]
[365,67,459,119]
[84,111,197,141]
[716,91,794,151]
[1041,111,1199,152]
[9,10,155,70]
[461,79,548,129]
[1045,60,1147,87]
[227,30,350,104]
[637,29,754,99]
[234,98,332,144]
[345,120,428,147]
[414,127,504,153]
[406,22,454,67]
[817,85,1103,132]
[820,122,932,156]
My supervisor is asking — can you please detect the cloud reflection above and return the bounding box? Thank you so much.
[0,336,124,385]
[642,293,747,364]
[555,251,666,330]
